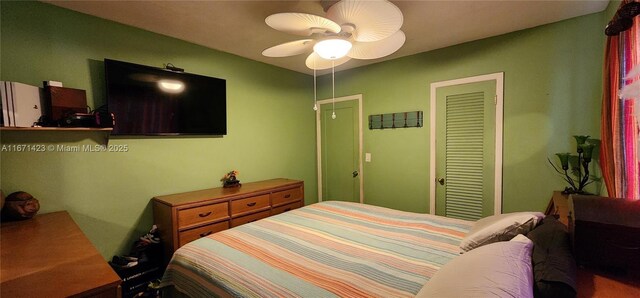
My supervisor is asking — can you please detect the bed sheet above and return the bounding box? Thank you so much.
[160,201,473,298]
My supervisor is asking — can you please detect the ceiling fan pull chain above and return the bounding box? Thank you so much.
[313,59,318,111]
[332,60,336,120]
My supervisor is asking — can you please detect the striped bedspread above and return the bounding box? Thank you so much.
[160,201,473,298]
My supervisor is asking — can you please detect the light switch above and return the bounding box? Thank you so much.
[365,153,372,162]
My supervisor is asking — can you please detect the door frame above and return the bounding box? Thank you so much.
[316,94,364,203]
[429,73,504,215]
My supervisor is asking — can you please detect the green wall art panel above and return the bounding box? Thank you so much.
[369,111,423,129]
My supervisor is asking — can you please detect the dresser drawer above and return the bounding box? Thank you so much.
[179,221,229,247]
[231,194,270,216]
[231,210,270,227]
[271,201,303,216]
[271,187,303,206]
[178,202,228,229]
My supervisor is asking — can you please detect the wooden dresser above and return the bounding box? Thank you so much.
[153,178,304,262]
[0,211,121,297]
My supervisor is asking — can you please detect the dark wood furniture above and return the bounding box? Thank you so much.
[568,194,640,270]
[153,178,304,262]
[544,191,570,225]
[0,211,121,297]
[545,192,640,297]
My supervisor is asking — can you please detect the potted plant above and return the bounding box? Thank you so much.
[549,135,598,194]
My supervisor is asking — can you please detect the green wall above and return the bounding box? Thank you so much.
[606,1,622,20]
[317,11,607,213]
[0,2,317,259]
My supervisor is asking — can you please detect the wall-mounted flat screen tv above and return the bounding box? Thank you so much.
[105,59,226,135]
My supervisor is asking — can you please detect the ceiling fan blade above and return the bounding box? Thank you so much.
[305,52,351,70]
[265,13,341,36]
[326,0,403,42]
[262,39,314,57]
[348,30,405,60]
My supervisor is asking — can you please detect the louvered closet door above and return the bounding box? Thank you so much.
[435,81,495,220]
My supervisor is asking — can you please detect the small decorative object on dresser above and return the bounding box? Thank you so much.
[220,170,241,188]
[548,135,599,194]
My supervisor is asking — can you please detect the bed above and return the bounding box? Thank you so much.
[160,201,576,298]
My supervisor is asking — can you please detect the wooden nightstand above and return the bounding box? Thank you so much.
[545,191,570,225]
[546,192,640,297]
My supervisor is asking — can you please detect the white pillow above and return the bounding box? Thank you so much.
[459,212,544,252]
[416,234,534,298]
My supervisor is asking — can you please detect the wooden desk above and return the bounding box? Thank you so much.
[545,191,570,225]
[1,211,121,297]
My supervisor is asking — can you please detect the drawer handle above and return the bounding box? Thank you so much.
[247,202,257,207]
[199,212,212,217]
[284,194,291,198]
[200,231,213,237]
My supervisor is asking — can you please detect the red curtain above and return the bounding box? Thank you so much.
[601,0,640,200]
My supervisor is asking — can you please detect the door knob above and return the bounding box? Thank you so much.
[438,178,445,185]
[353,171,359,178]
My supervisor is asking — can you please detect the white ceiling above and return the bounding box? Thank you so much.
[45,0,609,75]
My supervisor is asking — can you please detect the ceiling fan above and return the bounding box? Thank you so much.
[261,0,405,70]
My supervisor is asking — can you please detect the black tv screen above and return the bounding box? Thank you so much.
[105,59,226,135]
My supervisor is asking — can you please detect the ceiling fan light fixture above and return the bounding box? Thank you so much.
[313,38,352,60]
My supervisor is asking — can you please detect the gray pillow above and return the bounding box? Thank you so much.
[460,212,544,252]
[417,235,534,298]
